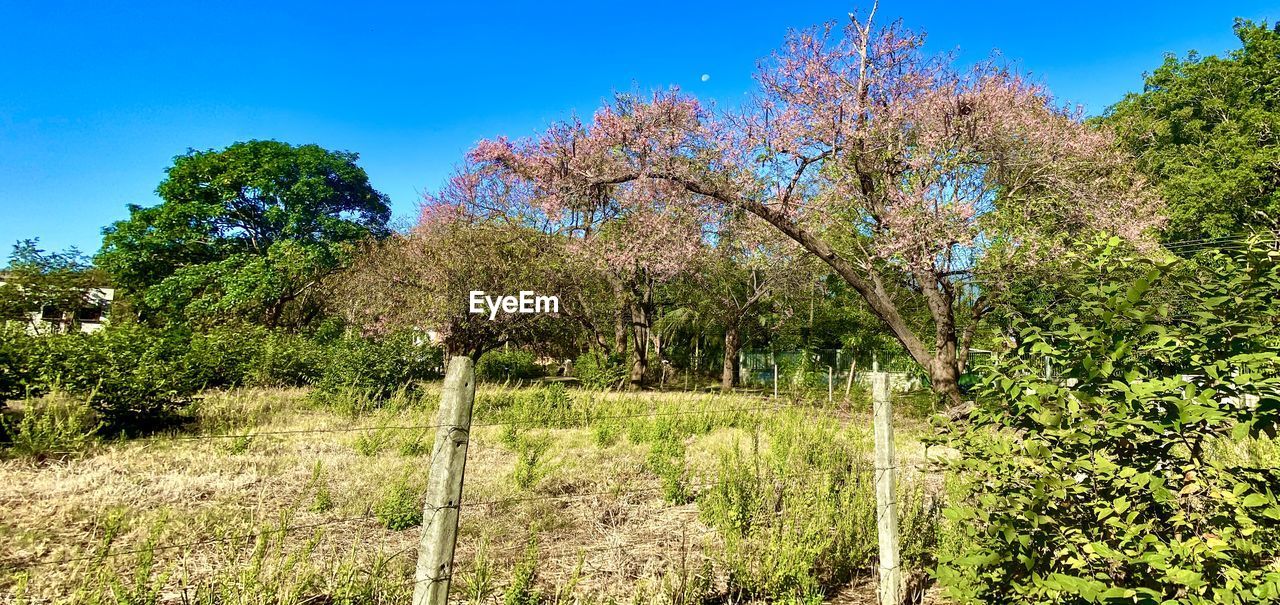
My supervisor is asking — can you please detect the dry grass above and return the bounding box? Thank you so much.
[0,385,943,604]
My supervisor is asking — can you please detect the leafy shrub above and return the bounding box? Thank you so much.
[184,325,266,389]
[477,349,542,382]
[244,330,325,387]
[647,428,691,504]
[31,325,199,433]
[374,474,423,530]
[316,332,442,400]
[938,237,1280,603]
[308,461,333,512]
[573,350,626,390]
[0,324,37,403]
[179,326,327,389]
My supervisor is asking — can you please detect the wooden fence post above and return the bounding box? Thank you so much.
[872,371,901,605]
[413,355,476,605]
[772,362,778,399]
[844,359,856,401]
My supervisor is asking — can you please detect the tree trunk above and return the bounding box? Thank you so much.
[721,324,741,390]
[613,295,629,356]
[628,282,653,389]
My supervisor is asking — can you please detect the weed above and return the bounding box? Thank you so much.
[1,397,100,459]
[375,473,423,530]
[398,431,431,457]
[591,421,617,447]
[221,432,254,455]
[503,535,542,605]
[353,424,395,456]
[460,535,497,603]
[512,433,553,491]
[307,461,334,513]
[647,431,691,505]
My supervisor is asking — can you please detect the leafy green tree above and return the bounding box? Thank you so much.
[97,140,391,328]
[0,239,102,332]
[1101,20,1280,242]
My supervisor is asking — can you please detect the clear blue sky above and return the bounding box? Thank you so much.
[2,1,1277,255]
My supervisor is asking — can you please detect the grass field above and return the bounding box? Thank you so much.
[1,384,953,604]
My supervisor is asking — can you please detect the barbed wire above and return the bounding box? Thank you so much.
[0,400,794,449]
[13,452,938,574]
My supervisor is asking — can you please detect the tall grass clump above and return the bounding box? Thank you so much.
[0,396,101,459]
[698,411,938,601]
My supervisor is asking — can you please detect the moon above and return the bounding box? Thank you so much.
[700,74,711,82]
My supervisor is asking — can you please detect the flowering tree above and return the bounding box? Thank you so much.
[471,9,1163,403]
[465,150,705,387]
[331,175,565,359]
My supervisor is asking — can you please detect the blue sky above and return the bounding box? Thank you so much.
[2,1,1277,255]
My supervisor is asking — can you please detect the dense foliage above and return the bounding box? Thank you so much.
[97,140,391,328]
[1102,21,1280,242]
[939,237,1280,603]
[0,240,103,331]
[476,349,543,382]
[1,323,443,433]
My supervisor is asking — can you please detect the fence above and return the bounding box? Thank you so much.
[6,368,940,605]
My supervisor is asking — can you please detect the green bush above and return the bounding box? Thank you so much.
[573,350,626,390]
[31,325,199,433]
[477,349,542,382]
[185,326,327,389]
[510,433,553,491]
[646,427,691,504]
[315,332,442,400]
[183,325,264,389]
[938,237,1280,603]
[246,330,325,387]
[0,324,36,403]
[503,536,542,605]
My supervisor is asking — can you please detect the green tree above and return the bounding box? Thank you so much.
[0,239,101,332]
[1101,20,1280,242]
[97,140,391,328]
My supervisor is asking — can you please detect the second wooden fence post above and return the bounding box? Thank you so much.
[413,355,476,605]
[872,371,902,605]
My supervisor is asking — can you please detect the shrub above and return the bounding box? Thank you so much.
[308,461,333,513]
[503,536,542,605]
[184,325,266,389]
[511,433,552,491]
[316,332,442,400]
[477,349,542,382]
[0,324,37,403]
[31,325,199,433]
[244,330,325,387]
[573,350,626,390]
[647,430,691,505]
[938,237,1280,603]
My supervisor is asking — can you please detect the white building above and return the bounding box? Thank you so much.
[0,274,114,334]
